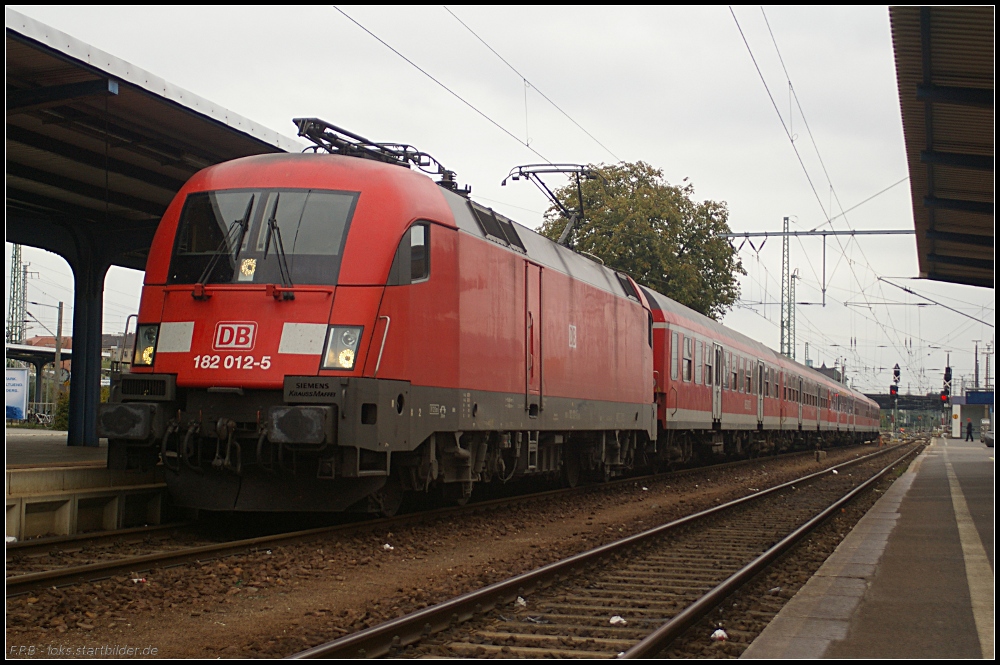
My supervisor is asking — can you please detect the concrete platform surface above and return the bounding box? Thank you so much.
[4,428,108,467]
[743,438,994,659]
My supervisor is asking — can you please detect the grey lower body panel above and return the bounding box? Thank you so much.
[166,466,385,512]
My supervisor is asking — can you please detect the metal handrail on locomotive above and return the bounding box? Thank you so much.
[99,119,880,514]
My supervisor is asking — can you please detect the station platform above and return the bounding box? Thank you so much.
[5,427,167,541]
[5,427,108,468]
[744,437,994,659]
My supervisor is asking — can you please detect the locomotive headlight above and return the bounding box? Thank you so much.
[322,326,363,370]
[133,324,159,366]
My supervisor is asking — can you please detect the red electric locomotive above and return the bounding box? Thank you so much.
[100,119,656,513]
[100,118,878,514]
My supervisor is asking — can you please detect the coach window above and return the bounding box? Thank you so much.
[683,336,693,381]
[735,356,743,393]
[695,341,703,384]
[704,347,713,386]
[745,361,752,393]
[671,331,679,381]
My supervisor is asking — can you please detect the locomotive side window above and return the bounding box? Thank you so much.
[387,222,431,285]
[616,274,640,302]
[410,224,429,281]
[169,188,358,285]
[670,331,679,380]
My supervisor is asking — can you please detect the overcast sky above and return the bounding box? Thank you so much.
[5,5,995,395]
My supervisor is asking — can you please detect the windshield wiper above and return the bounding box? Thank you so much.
[195,195,255,294]
[263,193,295,297]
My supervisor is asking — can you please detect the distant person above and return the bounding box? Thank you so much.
[965,418,974,441]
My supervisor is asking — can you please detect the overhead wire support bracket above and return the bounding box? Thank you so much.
[502,164,598,248]
[293,117,470,196]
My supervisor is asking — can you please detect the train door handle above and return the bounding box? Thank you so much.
[670,386,678,417]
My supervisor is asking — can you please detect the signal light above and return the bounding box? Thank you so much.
[944,366,952,383]
[940,391,949,405]
[889,384,898,397]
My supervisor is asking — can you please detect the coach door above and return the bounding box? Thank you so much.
[525,261,542,416]
[757,363,764,425]
[712,344,723,421]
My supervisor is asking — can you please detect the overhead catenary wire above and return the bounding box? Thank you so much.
[442,6,622,163]
[333,6,552,165]
[879,278,995,329]
[731,7,915,371]
[758,7,909,353]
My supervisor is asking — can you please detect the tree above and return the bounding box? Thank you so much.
[538,161,744,320]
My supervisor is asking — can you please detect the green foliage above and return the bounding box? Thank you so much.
[538,162,744,320]
[53,391,70,431]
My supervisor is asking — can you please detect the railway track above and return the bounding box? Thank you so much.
[3,444,882,598]
[6,522,191,564]
[291,443,917,659]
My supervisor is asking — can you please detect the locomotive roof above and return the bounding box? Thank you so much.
[441,189,639,304]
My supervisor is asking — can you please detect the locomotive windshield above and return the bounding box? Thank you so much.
[167,188,359,285]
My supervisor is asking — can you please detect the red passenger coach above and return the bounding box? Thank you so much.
[99,120,656,513]
[641,287,879,463]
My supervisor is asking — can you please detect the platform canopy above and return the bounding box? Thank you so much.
[6,8,301,270]
[5,9,302,444]
[889,6,994,289]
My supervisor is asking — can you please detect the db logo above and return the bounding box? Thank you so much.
[214,321,257,350]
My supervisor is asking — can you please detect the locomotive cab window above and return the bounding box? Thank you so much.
[168,188,358,285]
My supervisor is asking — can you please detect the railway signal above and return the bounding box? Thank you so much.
[942,362,952,407]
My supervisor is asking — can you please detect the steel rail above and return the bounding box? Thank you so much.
[290,443,913,658]
[6,522,191,558]
[623,444,919,657]
[4,446,845,597]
